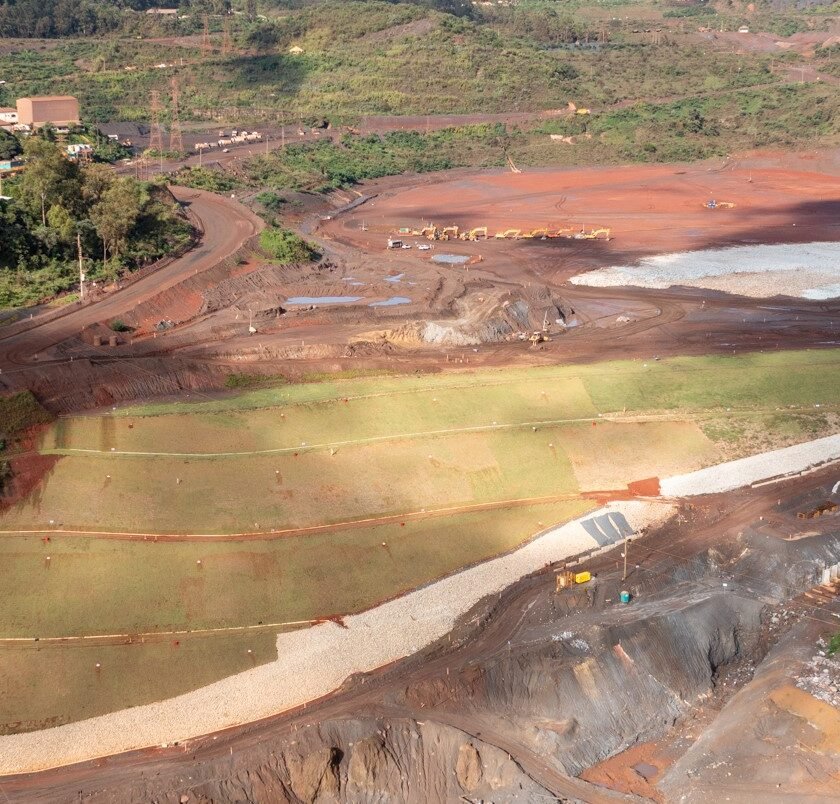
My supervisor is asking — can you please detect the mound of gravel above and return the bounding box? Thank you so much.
[570,241,840,299]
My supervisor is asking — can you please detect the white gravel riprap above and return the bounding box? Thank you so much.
[661,433,840,497]
[2,434,839,773]
[569,241,840,300]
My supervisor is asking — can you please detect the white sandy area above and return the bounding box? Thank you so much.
[2,435,839,774]
[661,433,840,497]
[569,242,840,299]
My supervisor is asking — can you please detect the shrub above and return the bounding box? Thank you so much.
[259,227,320,265]
[255,191,286,212]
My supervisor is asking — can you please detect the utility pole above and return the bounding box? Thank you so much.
[77,232,86,301]
[201,14,211,59]
[622,536,631,581]
[169,76,183,153]
[222,17,232,56]
[246,0,257,21]
[148,90,163,154]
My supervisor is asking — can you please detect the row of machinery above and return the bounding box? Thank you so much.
[396,224,611,242]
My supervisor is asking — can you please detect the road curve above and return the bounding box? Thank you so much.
[0,188,263,371]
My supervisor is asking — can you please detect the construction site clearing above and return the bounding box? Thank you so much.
[0,145,838,802]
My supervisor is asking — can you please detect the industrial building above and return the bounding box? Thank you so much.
[16,96,80,129]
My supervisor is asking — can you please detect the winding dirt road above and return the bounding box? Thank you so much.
[0,188,263,372]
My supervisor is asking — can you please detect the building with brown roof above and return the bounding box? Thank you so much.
[16,96,80,128]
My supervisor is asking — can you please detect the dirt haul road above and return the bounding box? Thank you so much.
[0,188,263,372]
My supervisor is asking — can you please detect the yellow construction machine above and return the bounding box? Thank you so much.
[460,226,488,241]
[439,225,460,241]
[555,570,592,591]
[574,228,611,241]
[494,229,522,239]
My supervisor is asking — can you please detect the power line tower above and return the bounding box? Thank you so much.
[246,0,257,21]
[222,17,232,56]
[169,77,183,153]
[148,90,163,153]
[201,14,211,58]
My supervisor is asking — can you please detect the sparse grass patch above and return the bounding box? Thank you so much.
[224,372,288,390]
[0,392,53,440]
[0,631,277,735]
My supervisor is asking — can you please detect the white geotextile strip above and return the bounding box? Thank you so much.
[661,433,840,497]
[0,500,670,774]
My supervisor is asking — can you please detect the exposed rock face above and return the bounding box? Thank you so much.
[124,720,552,804]
[285,746,341,802]
[455,742,483,791]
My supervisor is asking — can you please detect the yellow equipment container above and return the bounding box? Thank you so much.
[555,569,592,591]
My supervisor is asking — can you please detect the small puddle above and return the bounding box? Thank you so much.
[285,296,362,305]
[431,254,470,265]
[385,273,405,283]
[370,296,411,307]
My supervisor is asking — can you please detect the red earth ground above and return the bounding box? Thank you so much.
[326,159,840,280]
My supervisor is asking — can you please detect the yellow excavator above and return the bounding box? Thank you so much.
[494,229,522,239]
[439,225,460,241]
[460,226,488,241]
[574,228,612,241]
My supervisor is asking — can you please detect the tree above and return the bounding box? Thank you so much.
[81,162,115,205]
[18,138,82,226]
[0,130,21,161]
[45,204,76,244]
[89,177,147,263]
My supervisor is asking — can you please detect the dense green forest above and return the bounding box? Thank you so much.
[0,137,192,307]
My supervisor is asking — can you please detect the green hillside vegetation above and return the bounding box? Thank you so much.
[0,137,192,307]
[0,1,832,122]
[0,0,831,186]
